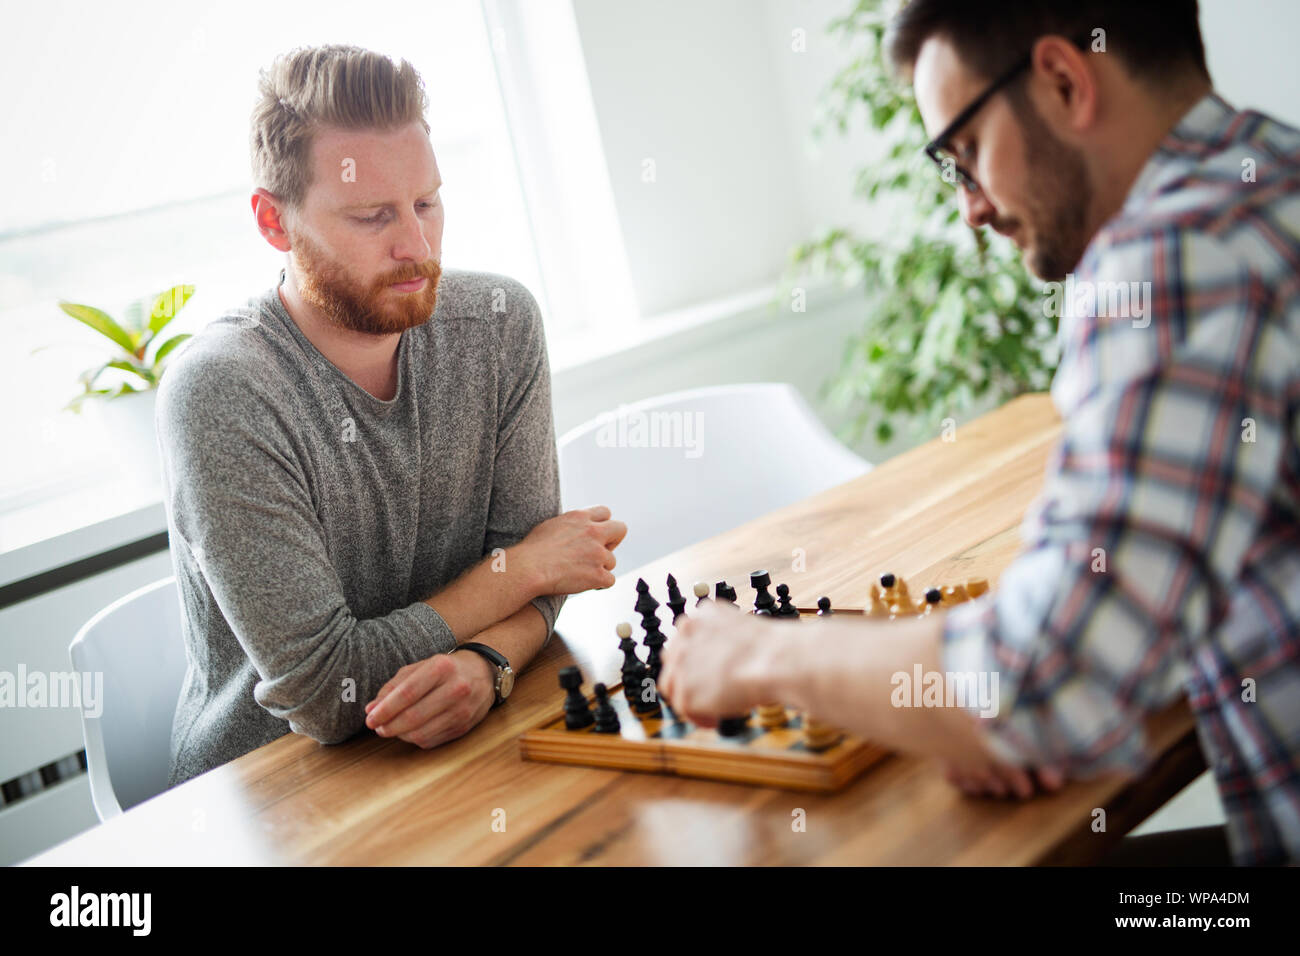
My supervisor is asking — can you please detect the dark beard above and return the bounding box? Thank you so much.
[290,229,441,335]
[1002,88,1092,281]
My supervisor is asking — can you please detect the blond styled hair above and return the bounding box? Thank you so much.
[250,45,430,210]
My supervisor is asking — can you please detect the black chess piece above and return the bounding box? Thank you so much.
[817,595,834,616]
[593,683,620,734]
[880,572,897,589]
[750,569,776,615]
[560,666,595,730]
[716,581,738,606]
[616,622,641,703]
[717,714,750,737]
[644,630,666,682]
[634,672,661,716]
[665,574,687,623]
[634,578,660,618]
[925,587,942,607]
[774,583,799,618]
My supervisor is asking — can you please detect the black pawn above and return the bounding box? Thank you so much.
[560,666,594,730]
[750,569,776,615]
[593,683,620,734]
[880,572,897,589]
[925,587,942,606]
[817,596,834,617]
[665,574,687,623]
[774,583,799,618]
[616,622,641,703]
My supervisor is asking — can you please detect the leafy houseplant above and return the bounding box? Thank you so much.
[57,283,195,411]
[790,0,1059,444]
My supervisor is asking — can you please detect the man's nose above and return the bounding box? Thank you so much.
[958,184,996,229]
[392,210,431,262]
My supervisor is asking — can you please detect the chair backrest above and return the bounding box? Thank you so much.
[69,576,187,820]
[558,382,870,572]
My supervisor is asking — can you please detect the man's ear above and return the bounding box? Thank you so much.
[1030,35,1098,133]
[251,188,293,252]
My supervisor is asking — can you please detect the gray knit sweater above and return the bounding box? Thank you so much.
[157,269,564,786]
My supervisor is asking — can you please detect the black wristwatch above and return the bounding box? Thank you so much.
[456,643,514,708]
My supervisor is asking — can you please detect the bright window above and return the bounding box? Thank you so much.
[0,0,556,507]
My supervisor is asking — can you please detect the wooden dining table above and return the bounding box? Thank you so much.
[27,392,1205,866]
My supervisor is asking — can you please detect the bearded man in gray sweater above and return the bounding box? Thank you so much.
[157,45,626,786]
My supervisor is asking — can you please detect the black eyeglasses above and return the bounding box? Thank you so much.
[924,32,1093,193]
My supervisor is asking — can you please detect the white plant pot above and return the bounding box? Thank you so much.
[83,389,162,491]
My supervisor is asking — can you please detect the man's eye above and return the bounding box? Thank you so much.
[357,211,388,224]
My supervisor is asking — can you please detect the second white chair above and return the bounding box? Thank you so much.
[557,382,871,573]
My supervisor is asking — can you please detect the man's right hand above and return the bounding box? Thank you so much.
[516,505,627,595]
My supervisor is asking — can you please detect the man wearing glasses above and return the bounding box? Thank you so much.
[661,1,1300,866]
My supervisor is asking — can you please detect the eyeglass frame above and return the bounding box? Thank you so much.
[923,31,1095,193]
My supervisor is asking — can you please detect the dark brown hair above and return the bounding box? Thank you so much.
[886,0,1209,86]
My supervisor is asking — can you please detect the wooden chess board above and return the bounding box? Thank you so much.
[518,575,989,793]
[520,608,886,792]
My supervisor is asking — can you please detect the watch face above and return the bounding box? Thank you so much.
[499,667,515,700]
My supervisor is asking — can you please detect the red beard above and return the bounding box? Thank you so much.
[291,230,441,335]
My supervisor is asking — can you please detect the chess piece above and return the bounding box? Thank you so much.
[717,714,750,736]
[802,714,841,751]
[774,583,799,618]
[750,569,776,615]
[756,702,787,729]
[560,666,594,730]
[617,621,641,703]
[940,583,968,608]
[716,581,738,606]
[693,581,711,607]
[634,578,660,619]
[592,683,620,734]
[816,596,833,616]
[665,574,687,623]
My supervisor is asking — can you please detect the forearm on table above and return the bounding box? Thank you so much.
[758,613,1002,766]
[423,543,544,643]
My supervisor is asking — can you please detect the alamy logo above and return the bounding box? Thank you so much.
[1042,273,1152,328]
[890,664,1000,718]
[50,886,151,936]
[0,666,103,717]
[594,405,704,459]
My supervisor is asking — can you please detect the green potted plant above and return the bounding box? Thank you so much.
[789,0,1059,446]
[54,283,194,487]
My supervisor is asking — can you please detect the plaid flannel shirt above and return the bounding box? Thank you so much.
[942,92,1300,866]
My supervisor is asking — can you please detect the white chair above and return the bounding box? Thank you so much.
[69,576,187,821]
[558,382,871,572]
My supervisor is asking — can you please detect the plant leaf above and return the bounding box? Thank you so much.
[148,284,196,335]
[58,301,136,354]
[152,332,192,365]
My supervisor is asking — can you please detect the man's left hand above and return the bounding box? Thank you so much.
[363,651,495,749]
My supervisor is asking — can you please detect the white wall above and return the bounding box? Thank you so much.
[1201,0,1300,127]
[559,0,1300,466]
